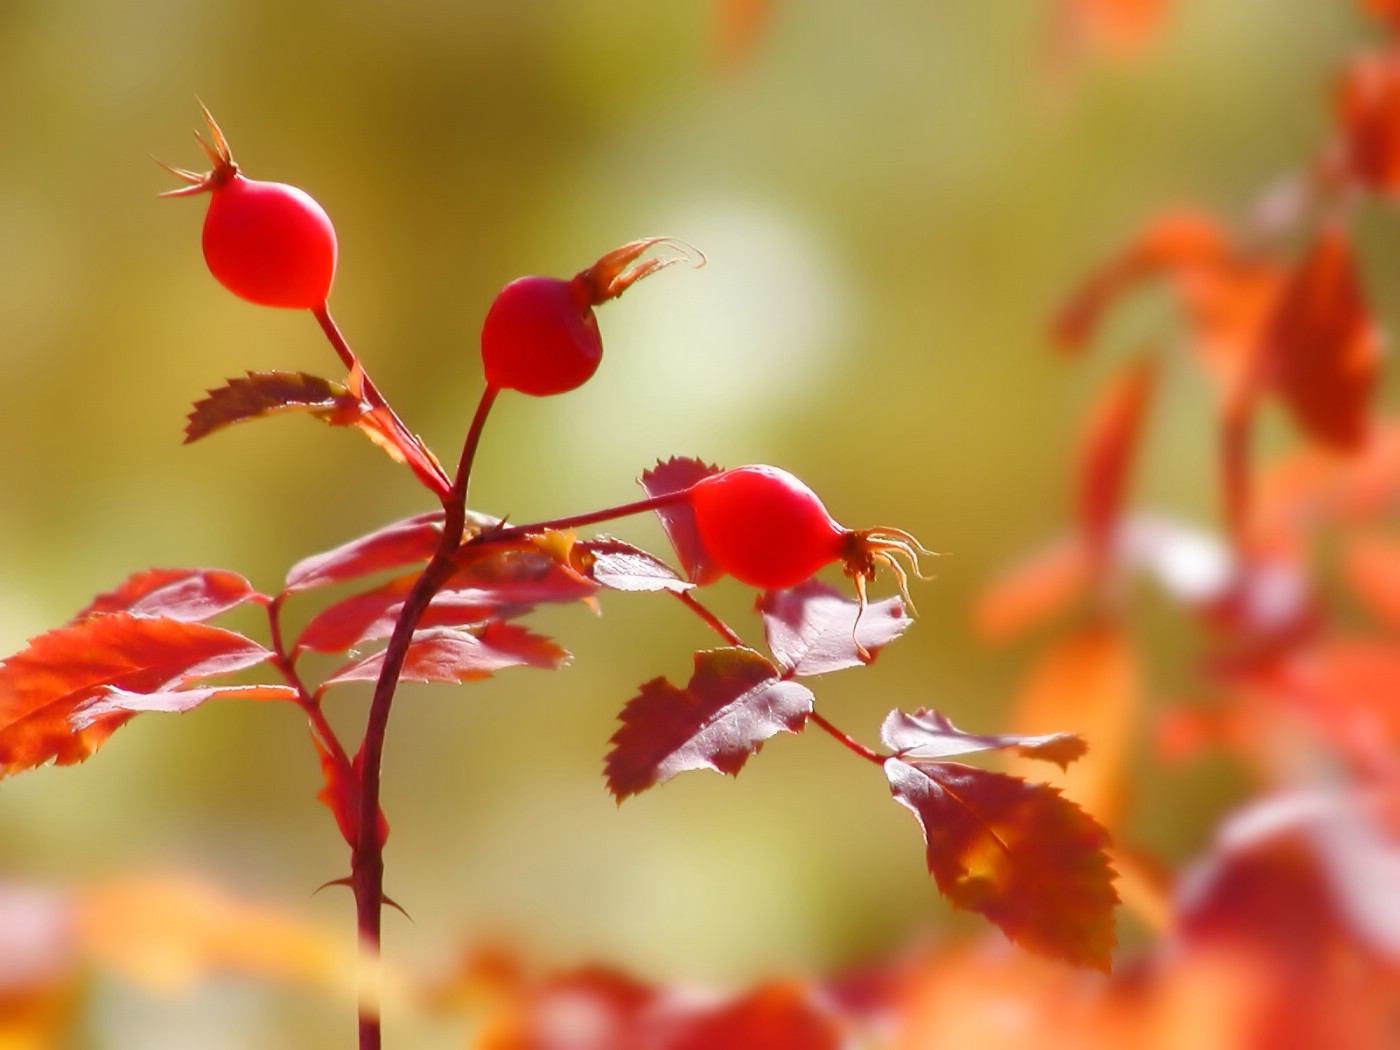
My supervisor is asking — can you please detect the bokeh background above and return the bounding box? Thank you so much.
[0,1,1388,1046]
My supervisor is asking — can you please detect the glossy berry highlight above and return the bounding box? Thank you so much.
[481,237,703,397]
[159,104,337,310]
[690,464,934,607]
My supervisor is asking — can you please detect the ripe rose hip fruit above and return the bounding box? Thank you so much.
[481,238,702,396]
[159,104,337,310]
[689,464,934,606]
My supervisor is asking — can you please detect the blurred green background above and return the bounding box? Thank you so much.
[0,0,1382,1045]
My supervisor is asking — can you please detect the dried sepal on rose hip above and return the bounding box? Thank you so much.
[157,103,338,310]
[480,238,704,397]
[688,464,935,611]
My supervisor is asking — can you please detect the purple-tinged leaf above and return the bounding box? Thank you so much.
[885,758,1118,972]
[605,647,814,801]
[185,371,367,444]
[580,538,693,594]
[284,512,445,594]
[759,581,912,675]
[639,457,724,585]
[71,683,298,729]
[321,623,568,690]
[76,568,263,623]
[881,708,1088,770]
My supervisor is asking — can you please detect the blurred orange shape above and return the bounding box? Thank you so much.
[1337,46,1400,195]
[1005,623,1140,829]
[1342,532,1400,633]
[974,537,1090,643]
[1076,355,1157,569]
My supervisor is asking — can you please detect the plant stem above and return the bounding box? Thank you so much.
[312,305,452,502]
[350,385,502,1050]
[469,489,690,548]
[809,710,887,765]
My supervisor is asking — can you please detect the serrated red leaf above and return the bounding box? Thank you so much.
[639,457,725,585]
[283,511,445,594]
[579,538,692,594]
[185,371,365,444]
[758,581,912,675]
[322,622,568,690]
[75,568,263,623]
[605,647,813,800]
[1264,226,1379,452]
[71,683,297,729]
[0,614,274,776]
[884,758,1118,971]
[881,708,1087,770]
[294,573,503,655]
[1077,356,1156,568]
[311,732,387,850]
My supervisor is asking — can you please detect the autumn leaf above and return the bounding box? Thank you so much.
[1336,45,1400,195]
[884,758,1118,972]
[1342,532,1400,632]
[579,538,693,594]
[283,511,446,594]
[758,581,912,675]
[1005,623,1140,829]
[1076,355,1156,568]
[973,537,1090,643]
[71,683,297,729]
[312,731,388,850]
[605,647,813,801]
[0,613,275,776]
[321,622,568,691]
[185,371,366,444]
[667,979,843,1050]
[1264,225,1379,451]
[639,457,725,585]
[881,708,1087,770]
[75,568,263,623]
[294,574,496,656]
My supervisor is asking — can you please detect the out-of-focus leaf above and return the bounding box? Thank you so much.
[283,511,445,594]
[1076,356,1156,567]
[605,647,813,801]
[1047,0,1173,68]
[639,457,724,585]
[885,758,1118,971]
[75,568,262,623]
[714,0,780,72]
[1343,532,1400,632]
[0,614,274,776]
[1338,46,1400,195]
[321,623,568,690]
[312,732,387,851]
[758,581,912,675]
[667,979,843,1050]
[1053,209,1227,351]
[71,683,297,728]
[881,708,1087,770]
[1005,623,1139,828]
[974,538,1089,643]
[1265,226,1379,451]
[578,538,693,594]
[1361,0,1400,33]
[185,371,365,444]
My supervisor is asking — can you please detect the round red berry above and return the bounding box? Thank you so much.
[480,276,602,396]
[690,465,847,590]
[201,174,338,310]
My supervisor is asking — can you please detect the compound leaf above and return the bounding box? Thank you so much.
[885,758,1118,972]
[605,647,813,801]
